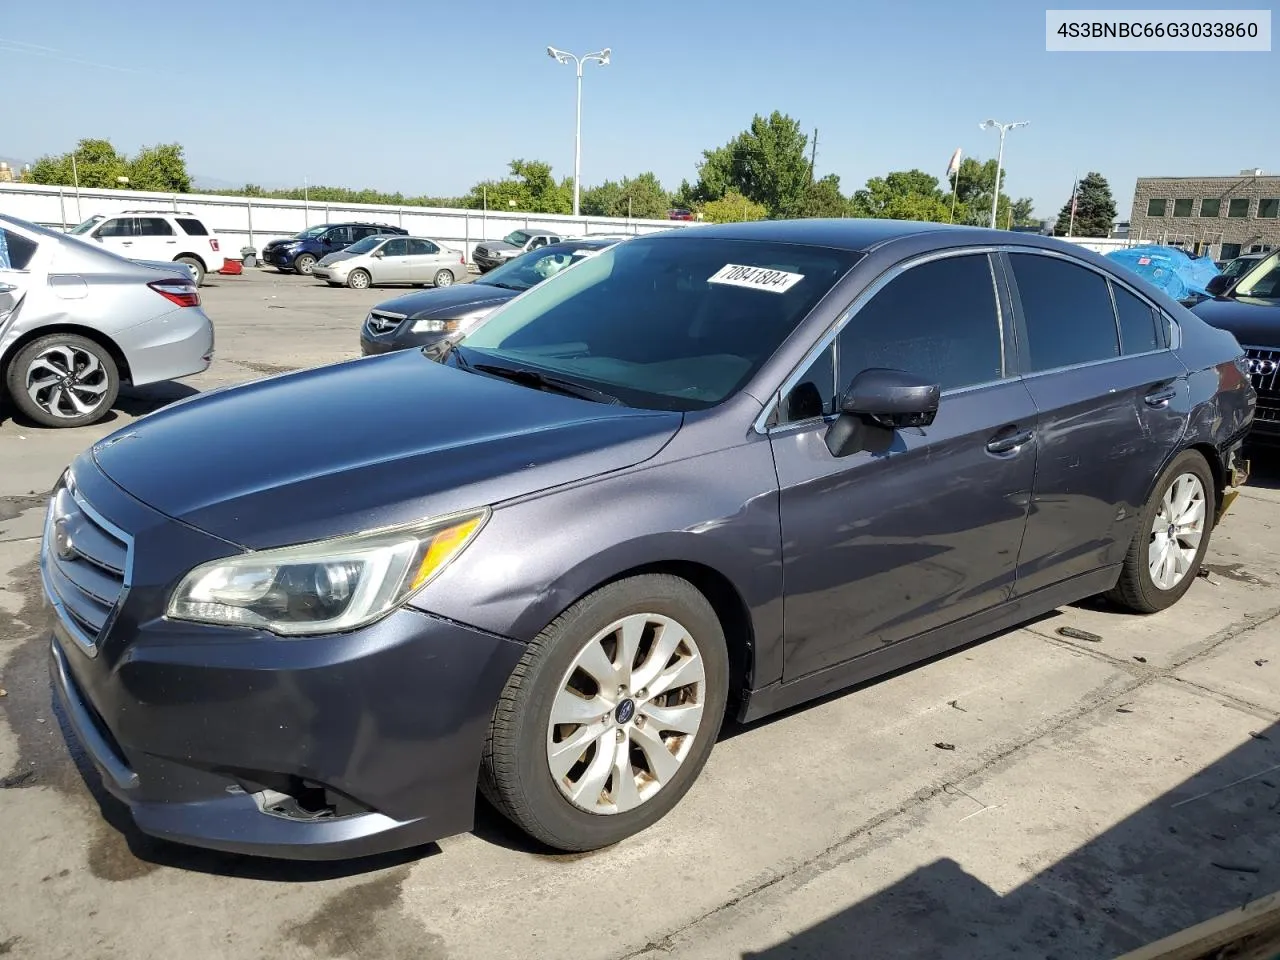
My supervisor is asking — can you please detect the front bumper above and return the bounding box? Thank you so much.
[44,458,524,860]
[312,266,346,282]
[472,252,511,272]
[359,323,449,357]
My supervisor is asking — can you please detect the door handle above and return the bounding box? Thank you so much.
[987,429,1034,454]
[121,241,133,246]
[165,240,177,244]
[1144,388,1177,408]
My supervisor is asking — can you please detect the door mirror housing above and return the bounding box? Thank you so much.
[372,250,384,258]
[840,368,940,428]
[1205,273,1232,297]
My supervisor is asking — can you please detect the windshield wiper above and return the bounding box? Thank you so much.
[472,363,621,405]
[482,281,526,291]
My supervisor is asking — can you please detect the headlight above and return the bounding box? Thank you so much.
[412,319,460,333]
[166,509,488,636]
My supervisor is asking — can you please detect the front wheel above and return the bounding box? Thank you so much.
[346,269,371,290]
[293,253,316,275]
[5,333,120,427]
[1106,450,1215,613]
[481,574,728,852]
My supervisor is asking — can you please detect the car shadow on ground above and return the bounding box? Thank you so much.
[0,382,201,430]
[738,717,1280,959]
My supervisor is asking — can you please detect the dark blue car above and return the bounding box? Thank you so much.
[43,219,1254,861]
[261,222,407,276]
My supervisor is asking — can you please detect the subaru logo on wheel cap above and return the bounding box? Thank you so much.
[614,699,636,724]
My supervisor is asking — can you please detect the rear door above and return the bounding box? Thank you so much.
[1003,250,1191,596]
[405,238,444,281]
[133,216,177,261]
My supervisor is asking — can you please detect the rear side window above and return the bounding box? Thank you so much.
[96,218,133,238]
[1008,254,1119,372]
[136,217,175,237]
[351,226,379,241]
[408,239,439,255]
[836,253,1004,392]
[176,218,209,236]
[0,228,38,271]
[1111,283,1161,355]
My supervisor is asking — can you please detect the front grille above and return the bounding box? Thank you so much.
[365,311,405,336]
[475,246,489,258]
[1244,346,1280,424]
[41,479,131,657]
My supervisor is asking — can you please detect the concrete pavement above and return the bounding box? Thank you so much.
[0,271,1276,959]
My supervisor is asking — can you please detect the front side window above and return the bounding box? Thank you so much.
[1009,253,1119,372]
[778,344,835,424]
[1173,199,1193,217]
[1200,199,1221,218]
[0,227,38,271]
[380,238,409,257]
[136,217,175,237]
[95,218,133,238]
[457,237,860,411]
[325,227,352,245]
[1228,198,1250,218]
[836,253,1004,393]
[1111,283,1161,355]
[1147,199,1167,217]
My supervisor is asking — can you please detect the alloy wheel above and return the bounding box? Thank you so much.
[349,270,370,289]
[25,345,110,420]
[546,613,706,815]
[435,270,454,287]
[1148,473,1206,590]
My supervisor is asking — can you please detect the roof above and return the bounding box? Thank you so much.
[640,218,1019,252]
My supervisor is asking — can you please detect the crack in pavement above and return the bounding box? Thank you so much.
[611,608,1280,959]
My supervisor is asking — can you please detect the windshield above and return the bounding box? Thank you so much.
[344,235,383,255]
[1234,252,1280,299]
[1221,256,1261,280]
[456,237,859,411]
[68,215,105,236]
[476,245,597,292]
[295,226,327,239]
[502,230,532,246]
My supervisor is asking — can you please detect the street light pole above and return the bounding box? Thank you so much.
[979,119,1029,229]
[547,45,611,218]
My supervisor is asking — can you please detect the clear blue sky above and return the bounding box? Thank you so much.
[3,0,1275,219]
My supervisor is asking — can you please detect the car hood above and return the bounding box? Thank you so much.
[90,350,681,549]
[318,250,358,266]
[1189,297,1280,347]
[371,283,517,319]
[478,240,518,253]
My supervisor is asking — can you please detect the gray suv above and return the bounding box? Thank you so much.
[0,213,213,427]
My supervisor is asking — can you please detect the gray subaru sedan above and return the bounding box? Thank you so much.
[44,219,1254,860]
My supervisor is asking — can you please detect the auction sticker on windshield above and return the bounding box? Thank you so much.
[708,264,805,293]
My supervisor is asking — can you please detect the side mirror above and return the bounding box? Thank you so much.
[826,368,940,458]
[372,250,384,259]
[1205,274,1232,297]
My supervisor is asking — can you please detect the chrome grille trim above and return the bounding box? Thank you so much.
[365,310,406,336]
[40,476,133,659]
[1242,345,1280,395]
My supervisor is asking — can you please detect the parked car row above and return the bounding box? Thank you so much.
[32,218,1256,865]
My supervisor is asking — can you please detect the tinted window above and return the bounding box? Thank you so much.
[0,228,38,271]
[836,254,1003,393]
[325,227,351,244]
[1200,199,1221,218]
[1009,254,1119,371]
[779,344,835,424]
[408,239,439,255]
[96,218,132,238]
[351,226,378,241]
[136,217,174,236]
[1112,283,1160,355]
[1147,199,1167,217]
[1173,199,1193,217]
[459,238,859,411]
[381,238,409,256]
[176,217,209,236]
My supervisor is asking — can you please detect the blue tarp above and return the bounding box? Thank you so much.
[1105,245,1220,301]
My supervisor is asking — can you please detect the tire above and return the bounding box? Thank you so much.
[433,269,455,288]
[1106,450,1215,613]
[481,574,729,852]
[293,253,317,275]
[5,333,120,428]
[175,256,205,287]
[346,269,372,290]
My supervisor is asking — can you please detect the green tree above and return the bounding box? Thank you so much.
[701,190,767,223]
[1010,197,1038,228]
[581,172,670,219]
[791,174,851,219]
[126,143,191,192]
[464,159,571,214]
[692,111,811,217]
[28,138,128,188]
[851,169,952,222]
[1054,172,1116,237]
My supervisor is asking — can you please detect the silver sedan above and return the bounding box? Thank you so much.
[0,213,214,428]
[312,235,468,289]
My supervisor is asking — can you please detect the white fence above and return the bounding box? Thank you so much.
[0,182,687,263]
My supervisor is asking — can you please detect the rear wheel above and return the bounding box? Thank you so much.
[175,256,205,286]
[1106,450,1214,613]
[481,574,728,852]
[433,269,455,288]
[6,333,120,428]
[293,253,316,275]
[346,269,371,290]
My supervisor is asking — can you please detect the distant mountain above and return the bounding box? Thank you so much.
[0,156,29,172]
[191,173,241,191]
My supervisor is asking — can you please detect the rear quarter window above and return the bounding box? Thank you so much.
[176,218,209,236]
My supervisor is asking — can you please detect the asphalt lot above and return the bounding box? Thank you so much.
[1,268,1278,959]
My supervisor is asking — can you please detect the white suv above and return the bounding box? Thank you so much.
[68,210,230,286]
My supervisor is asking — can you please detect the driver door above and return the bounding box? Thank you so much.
[372,238,412,282]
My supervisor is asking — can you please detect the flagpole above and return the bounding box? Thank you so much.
[1067,173,1078,237]
[950,170,959,224]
